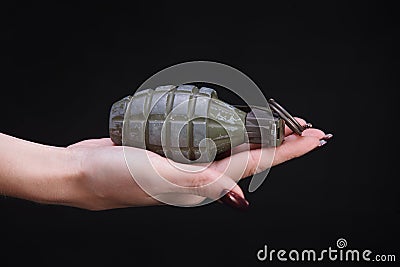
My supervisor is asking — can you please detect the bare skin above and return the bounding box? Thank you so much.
[0,118,329,210]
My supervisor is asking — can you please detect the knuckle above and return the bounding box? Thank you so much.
[190,172,216,188]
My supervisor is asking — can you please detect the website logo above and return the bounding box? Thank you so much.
[257,238,396,262]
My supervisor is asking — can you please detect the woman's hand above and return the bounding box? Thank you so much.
[64,117,332,210]
[0,117,331,211]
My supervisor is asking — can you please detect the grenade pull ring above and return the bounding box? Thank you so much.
[267,98,312,135]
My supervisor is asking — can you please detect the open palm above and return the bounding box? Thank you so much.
[67,118,329,210]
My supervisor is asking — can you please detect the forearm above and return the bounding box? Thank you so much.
[0,133,80,205]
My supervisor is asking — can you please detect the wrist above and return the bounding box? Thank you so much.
[0,133,85,207]
[24,146,85,207]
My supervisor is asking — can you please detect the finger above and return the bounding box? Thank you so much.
[126,149,248,208]
[175,169,245,200]
[230,143,261,155]
[230,117,308,155]
[272,128,325,166]
[214,143,274,180]
[155,176,247,210]
[284,117,308,136]
[214,128,326,179]
[301,128,325,139]
[173,170,249,210]
[231,117,308,154]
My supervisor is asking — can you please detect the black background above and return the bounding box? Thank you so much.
[1,2,398,266]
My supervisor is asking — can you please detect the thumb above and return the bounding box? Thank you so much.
[174,171,249,210]
[124,148,249,210]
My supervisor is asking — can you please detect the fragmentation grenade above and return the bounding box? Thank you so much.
[109,84,309,163]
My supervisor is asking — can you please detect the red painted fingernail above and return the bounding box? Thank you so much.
[220,190,249,211]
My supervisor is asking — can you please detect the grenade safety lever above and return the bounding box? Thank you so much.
[109,85,309,163]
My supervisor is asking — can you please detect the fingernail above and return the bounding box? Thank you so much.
[319,140,328,147]
[321,133,333,140]
[220,190,249,211]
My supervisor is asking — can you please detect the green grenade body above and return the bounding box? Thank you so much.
[110,85,284,163]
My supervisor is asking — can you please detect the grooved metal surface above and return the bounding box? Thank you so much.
[109,85,281,163]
